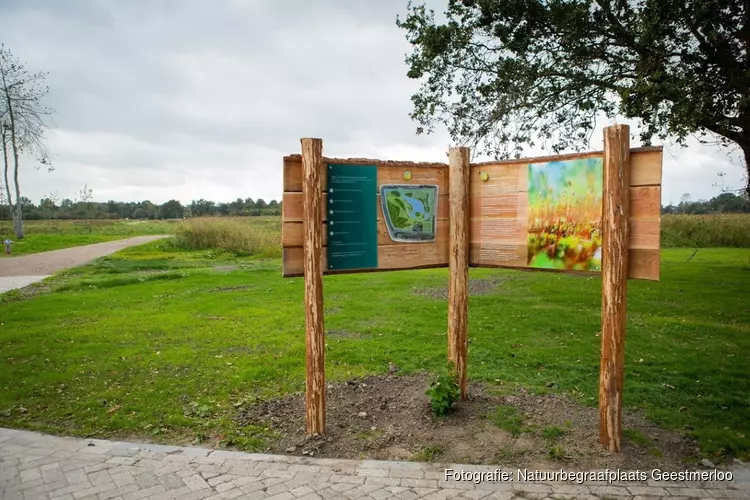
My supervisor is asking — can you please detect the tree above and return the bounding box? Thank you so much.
[397,0,750,196]
[40,190,60,230]
[160,199,184,219]
[76,184,93,232]
[0,44,53,238]
[190,199,216,217]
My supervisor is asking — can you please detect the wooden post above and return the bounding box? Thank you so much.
[301,138,326,435]
[448,146,470,401]
[599,125,630,452]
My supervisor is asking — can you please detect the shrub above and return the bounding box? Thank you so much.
[661,214,750,248]
[426,370,460,417]
[173,217,281,257]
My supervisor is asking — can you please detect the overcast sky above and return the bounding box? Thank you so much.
[1,0,746,206]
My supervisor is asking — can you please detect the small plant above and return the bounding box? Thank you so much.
[623,428,652,447]
[547,445,567,460]
[411,444,444,462]
[488,405,529,437]
[541,426,567,441]
[426,370,460,417]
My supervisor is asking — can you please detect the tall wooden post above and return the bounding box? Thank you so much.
[448,147,470,401]
[301,138,326,435]
[599,125,630,452]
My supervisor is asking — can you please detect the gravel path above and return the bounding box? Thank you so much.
[0,235,170,278]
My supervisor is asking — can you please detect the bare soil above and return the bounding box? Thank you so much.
[412,277,511,299]
[237,374,697,470]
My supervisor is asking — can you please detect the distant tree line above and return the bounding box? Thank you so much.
[0,196,281,221]
[662,192,750,214]
[2,191,746,221]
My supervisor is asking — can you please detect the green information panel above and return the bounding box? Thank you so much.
[327,164,378,271]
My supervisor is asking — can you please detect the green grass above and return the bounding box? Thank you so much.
[488,405,532,438]
[541,425,568,441]
[0,217,280,256]
[0,219,179,255]
[411,445,444,462]
[0,244,749,460]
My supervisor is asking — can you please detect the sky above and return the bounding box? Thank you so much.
[0,0,746,206]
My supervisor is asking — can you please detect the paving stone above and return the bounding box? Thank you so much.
[3,428,750,500]
[183,473,212,491]
[627,485,669,496]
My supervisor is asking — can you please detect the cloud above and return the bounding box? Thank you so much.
[1,0,745,207]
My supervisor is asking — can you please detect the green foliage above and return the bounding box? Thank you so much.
[623,428,653,447]
[0,196,282,222]
[546,445,568,460]
[397,0,750,195]
[488,405,531,437]
[541,426,568,441]
[663,192,750,215]
[661,214,750,248]
[171,217,281,258]
[411,444,444,462]
[425,370,460,417]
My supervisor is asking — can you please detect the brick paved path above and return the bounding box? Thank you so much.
[1,428,748,500]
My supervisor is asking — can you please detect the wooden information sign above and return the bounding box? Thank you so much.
[282,126,663,452]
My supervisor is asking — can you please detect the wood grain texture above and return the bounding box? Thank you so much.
[282,192,450,222]
[283,244,449,277]
[448,147,470,401]
[284,156,448,193]
[283,147,661,280]
[301,138,326,436]
[468,147,661,189]
[283,220,449,247]
[598,125,630,453]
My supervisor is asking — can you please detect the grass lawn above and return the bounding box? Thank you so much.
[0,219,179,256]
[0,241,748,461]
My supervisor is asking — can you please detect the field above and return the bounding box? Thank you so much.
[0,214,749,463]
[0,219,180,255]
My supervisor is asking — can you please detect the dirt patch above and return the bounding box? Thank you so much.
[413,278,510,300]
[237,375,696,469]
[210,285,253,292]
[213,265,238,273]
[327,330,369,339]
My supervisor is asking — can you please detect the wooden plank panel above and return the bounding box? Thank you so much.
[469,242,527,268]
[468,147,662,190]
[283,219,450,247]
[468,245,659,280]
[284,147,661,192]
[469,217,659,251]
[283,243,449,277]
[468,187,660,240]
[284,156,448,193]
[469,218,526,245]
[283,192,450,222]
[629,217,660,249]
[630,149,662,186]
[628,248,660,281]
[469,163,528,196]
[630,186,661,218]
